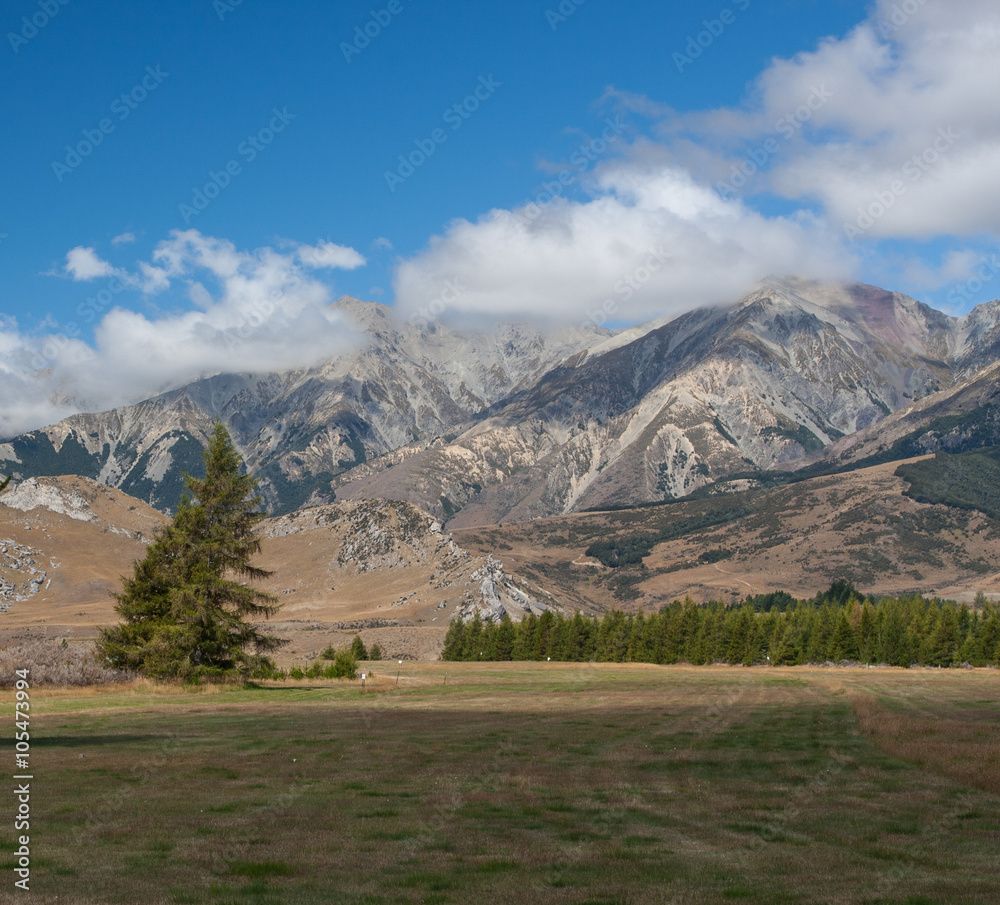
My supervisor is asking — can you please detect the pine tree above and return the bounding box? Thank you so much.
[875,603,912,666]
[96,422,285,679]
[463,614,485,660]
[441,619,467,660]
[858,601,877,663]
[828,610,860,661]
[350,635,368,660]
[725,604,755,664]
[493,616,516,660]
[923,606,960,667]
[511,613,537,660]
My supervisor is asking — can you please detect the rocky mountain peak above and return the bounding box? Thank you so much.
[331,295,395,334]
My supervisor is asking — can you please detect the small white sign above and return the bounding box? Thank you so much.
[361,673,366,680]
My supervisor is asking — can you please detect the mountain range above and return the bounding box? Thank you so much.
[3,277,1000,527]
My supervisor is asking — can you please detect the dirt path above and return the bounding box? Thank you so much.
[713,563,763,593]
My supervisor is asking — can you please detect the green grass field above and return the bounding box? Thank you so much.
[3,664,999,904]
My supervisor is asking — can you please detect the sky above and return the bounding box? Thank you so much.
[2,0,999,436]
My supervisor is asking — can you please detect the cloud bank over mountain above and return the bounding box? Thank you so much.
[392,0,1000,323]
[0,231,365,436]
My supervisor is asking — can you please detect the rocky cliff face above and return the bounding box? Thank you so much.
[0,539,46,611]
[795,358,1000,471]
[2,281,999,525]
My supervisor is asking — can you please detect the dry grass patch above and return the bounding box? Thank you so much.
[847,681,1000,794]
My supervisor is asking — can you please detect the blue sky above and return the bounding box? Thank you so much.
[2,0,999,434]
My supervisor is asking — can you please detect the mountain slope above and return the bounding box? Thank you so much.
[790,358,1000,473]
[0,476,166,633]
[339,278,986,524]
[453,457,1000,609]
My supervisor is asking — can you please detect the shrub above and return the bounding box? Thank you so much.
[292,649,358,681]
[0,639,133,686]
[368,642,383,661]
[331,648,358,679]
[305,661,324,679]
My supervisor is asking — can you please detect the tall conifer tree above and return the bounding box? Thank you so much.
[97,423,285,679]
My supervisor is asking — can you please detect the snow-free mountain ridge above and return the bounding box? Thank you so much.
[3,279,1000,525]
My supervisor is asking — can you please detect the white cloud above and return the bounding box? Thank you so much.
[64,246,115,281]
[673,0,1000,239]
[63,245,168,294]
[111,231,136,245]
[393,0,1000,323]
[137,261,170,294]
[393,157,851,324]
[0,231,368,437]
[296,240,366,270]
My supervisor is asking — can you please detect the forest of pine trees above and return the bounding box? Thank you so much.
[441,583,1000,668]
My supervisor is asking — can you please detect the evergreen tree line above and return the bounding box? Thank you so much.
[441,588,1000,668]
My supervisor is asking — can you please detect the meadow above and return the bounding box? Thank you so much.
[2,663,998,904]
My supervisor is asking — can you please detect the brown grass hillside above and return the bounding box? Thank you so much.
[454,458,1000,610]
